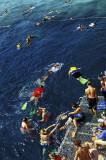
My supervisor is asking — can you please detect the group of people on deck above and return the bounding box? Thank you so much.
[20,64,106,160]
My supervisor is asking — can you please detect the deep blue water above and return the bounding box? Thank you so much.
[0,0,106,159]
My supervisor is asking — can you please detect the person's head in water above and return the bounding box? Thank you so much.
[36,110,42,115]
[49,152,57,159]
[22,117,27,122]
[40,85,44,88]
[40,129,47,135]
[87,81,93,86]
[5,9,8,13]
[74,139,81,147]
[43,18,47,21]
[72,103,78,109]
[98,73,103,80]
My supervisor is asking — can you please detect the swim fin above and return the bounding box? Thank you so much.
[79,78,88,84]
[21,102,27,110]
[30,109,36,115]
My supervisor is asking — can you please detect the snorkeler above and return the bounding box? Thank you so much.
[17,43,21,50]
[77,24,86,31]
[27,85,44,105]
[42,63,61,81]
[37,107,53,122]
[68,66,88,84]
[49,152,61,160]
[89,22,96,27]
[40,123,60,146]
[26,38,31,46]
[60,103,85,138]
[20,117,34,133]
[5,9,8,14]
[28,35,35,38]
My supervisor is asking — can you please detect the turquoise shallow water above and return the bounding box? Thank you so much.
[0,0,106,159]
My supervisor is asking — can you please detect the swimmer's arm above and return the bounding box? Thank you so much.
[68,108,79,115]
[39,107,46,110]
[68,71,71,77]
[39,113,45,122]
[27,119,32,122]
[77,67,81,70]
[46,124,56,131]
[48,123,60,136]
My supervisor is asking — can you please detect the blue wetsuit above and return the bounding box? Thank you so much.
[95,130,106,141]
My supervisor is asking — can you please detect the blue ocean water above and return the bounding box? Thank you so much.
[0,0,106,159]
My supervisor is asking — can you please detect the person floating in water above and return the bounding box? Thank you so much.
[42,63,61,81]
[26,38,31,46]
[20,117,35,133]
[37,107,53,122]
[17,43,21,50]
[77,24,86,31]
[89,22,96,27]
[49,152,61,160]
[68,67,88,84]
[65,0,71,3]
[22,6,35,15]
[85,81,98,117]
[5,9,8,14]
[40,123,60,146]
[27,85,44,105]
[28,35,35,39]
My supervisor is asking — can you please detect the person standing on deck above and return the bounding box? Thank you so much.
[85,81,98,117]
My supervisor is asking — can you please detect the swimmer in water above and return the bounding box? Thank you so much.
[49,152,61,160]
[17,43,21,49]
[20,117,34,133]
[27,85,44,105]
[42,63,61,81]
[89,22,96,27]
[37,107,53,122]
[77,24,86,31]
[26,38,31,46]
[40,123,60,146]
[5,9,8,14]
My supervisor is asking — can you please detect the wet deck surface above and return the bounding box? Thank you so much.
[58,96,106,159]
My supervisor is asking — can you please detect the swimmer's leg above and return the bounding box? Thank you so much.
[34,97,38,106]
[72,119,78,137]
[28,96,35,103]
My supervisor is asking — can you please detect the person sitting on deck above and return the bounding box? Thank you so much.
[37,107,53,122]
[93,122,106,149]
[85,141,106,160]
[60,103,85,138]
[49,152,61,160]
[85,81,99,117]
[74,139,91,160]
[40,123,60,147]
[98,73,106,103]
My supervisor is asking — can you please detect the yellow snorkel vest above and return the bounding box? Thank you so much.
[70,67,77,72]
